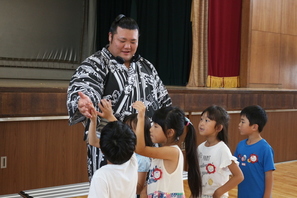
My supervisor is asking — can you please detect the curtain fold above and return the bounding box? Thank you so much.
[187,0,209,87]
[95,0,193,86]
[207,0,242,88]
[136,0,192,86]
[96,0,133,50]
[81,0,97,60]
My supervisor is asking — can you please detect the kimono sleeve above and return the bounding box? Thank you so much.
[66,55,108,126]
[149,61,172,108]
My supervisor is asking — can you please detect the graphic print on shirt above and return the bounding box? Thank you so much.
[248,154,258,163]
[206,163,216,174]
[237,153,259,166]
[200,154,217,187]
[147,165,163,184]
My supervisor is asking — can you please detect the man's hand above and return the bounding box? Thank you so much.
[77,92,94,118]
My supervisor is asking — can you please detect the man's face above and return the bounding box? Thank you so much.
[108,27,139,64]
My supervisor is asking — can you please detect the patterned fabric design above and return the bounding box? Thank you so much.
[66,47,172,180]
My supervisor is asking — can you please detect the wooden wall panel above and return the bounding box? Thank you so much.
[169,88,297,112]
[0,87,67,117]
[281,0,297,35]
[251,0,281,33]
[261,111,297,162]
[0,92,67,117]
[227,93,261,110]
[0,120,87,195]
[184,94,228,112]
[170,93,185,110]
[228,93,295,110]
[249,31,280,85]
[242,0,297,89]
[280,35,297,89]
[261,93,295,109]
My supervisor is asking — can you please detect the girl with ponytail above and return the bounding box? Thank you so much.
[132,101,202,198]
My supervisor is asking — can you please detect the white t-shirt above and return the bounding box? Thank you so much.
[88,153,138,198]
[198,141,238,198]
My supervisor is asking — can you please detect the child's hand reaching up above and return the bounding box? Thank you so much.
[132,101,146,119]
[132,101,147,153]
[88,105,99,148]
[97,99,117,122]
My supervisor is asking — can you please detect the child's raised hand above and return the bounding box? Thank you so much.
[97,99,117,121]
[132,101,146,118]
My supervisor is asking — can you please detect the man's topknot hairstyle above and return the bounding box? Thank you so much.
[109,14,140,35]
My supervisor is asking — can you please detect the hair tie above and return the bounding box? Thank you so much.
[185,117,192,126]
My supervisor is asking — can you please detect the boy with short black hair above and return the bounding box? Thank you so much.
[234,105,275,198]
[88,107,138,198]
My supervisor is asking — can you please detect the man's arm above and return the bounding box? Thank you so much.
[149,63,172,108]
[66,58,106,125]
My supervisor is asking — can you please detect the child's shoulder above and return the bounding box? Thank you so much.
[198,141,206,147]
[259,139,274,149]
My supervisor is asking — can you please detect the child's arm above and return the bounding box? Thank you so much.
[88,107,100,148]
[132,101,146,153]
[137,172,147,195]
[263,170,273,198]
[132,102,179,162]
[213,161,244,198]
[88,99,116,148]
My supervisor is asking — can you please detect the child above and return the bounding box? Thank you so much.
[123,113,153,197]
[234,105,275,198]
[132,101,202,198]
[197,105,243,198]
[87,107,138,198]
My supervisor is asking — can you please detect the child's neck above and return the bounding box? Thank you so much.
[205,137,220,147]
[162,137,178,146]
[163,141,178,147]
[247,133,262,145]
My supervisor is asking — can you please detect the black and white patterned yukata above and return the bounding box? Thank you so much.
[66,46,172,181]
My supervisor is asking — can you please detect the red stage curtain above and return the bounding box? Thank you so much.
[207,0,242,87]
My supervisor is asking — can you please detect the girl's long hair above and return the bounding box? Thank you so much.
[201,105,229,145]
[152,106,202,197]
[185,122,202,197]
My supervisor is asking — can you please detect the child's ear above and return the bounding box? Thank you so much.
[166,129,175,138]
[251,124,259,131]
[216,124,223,132]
